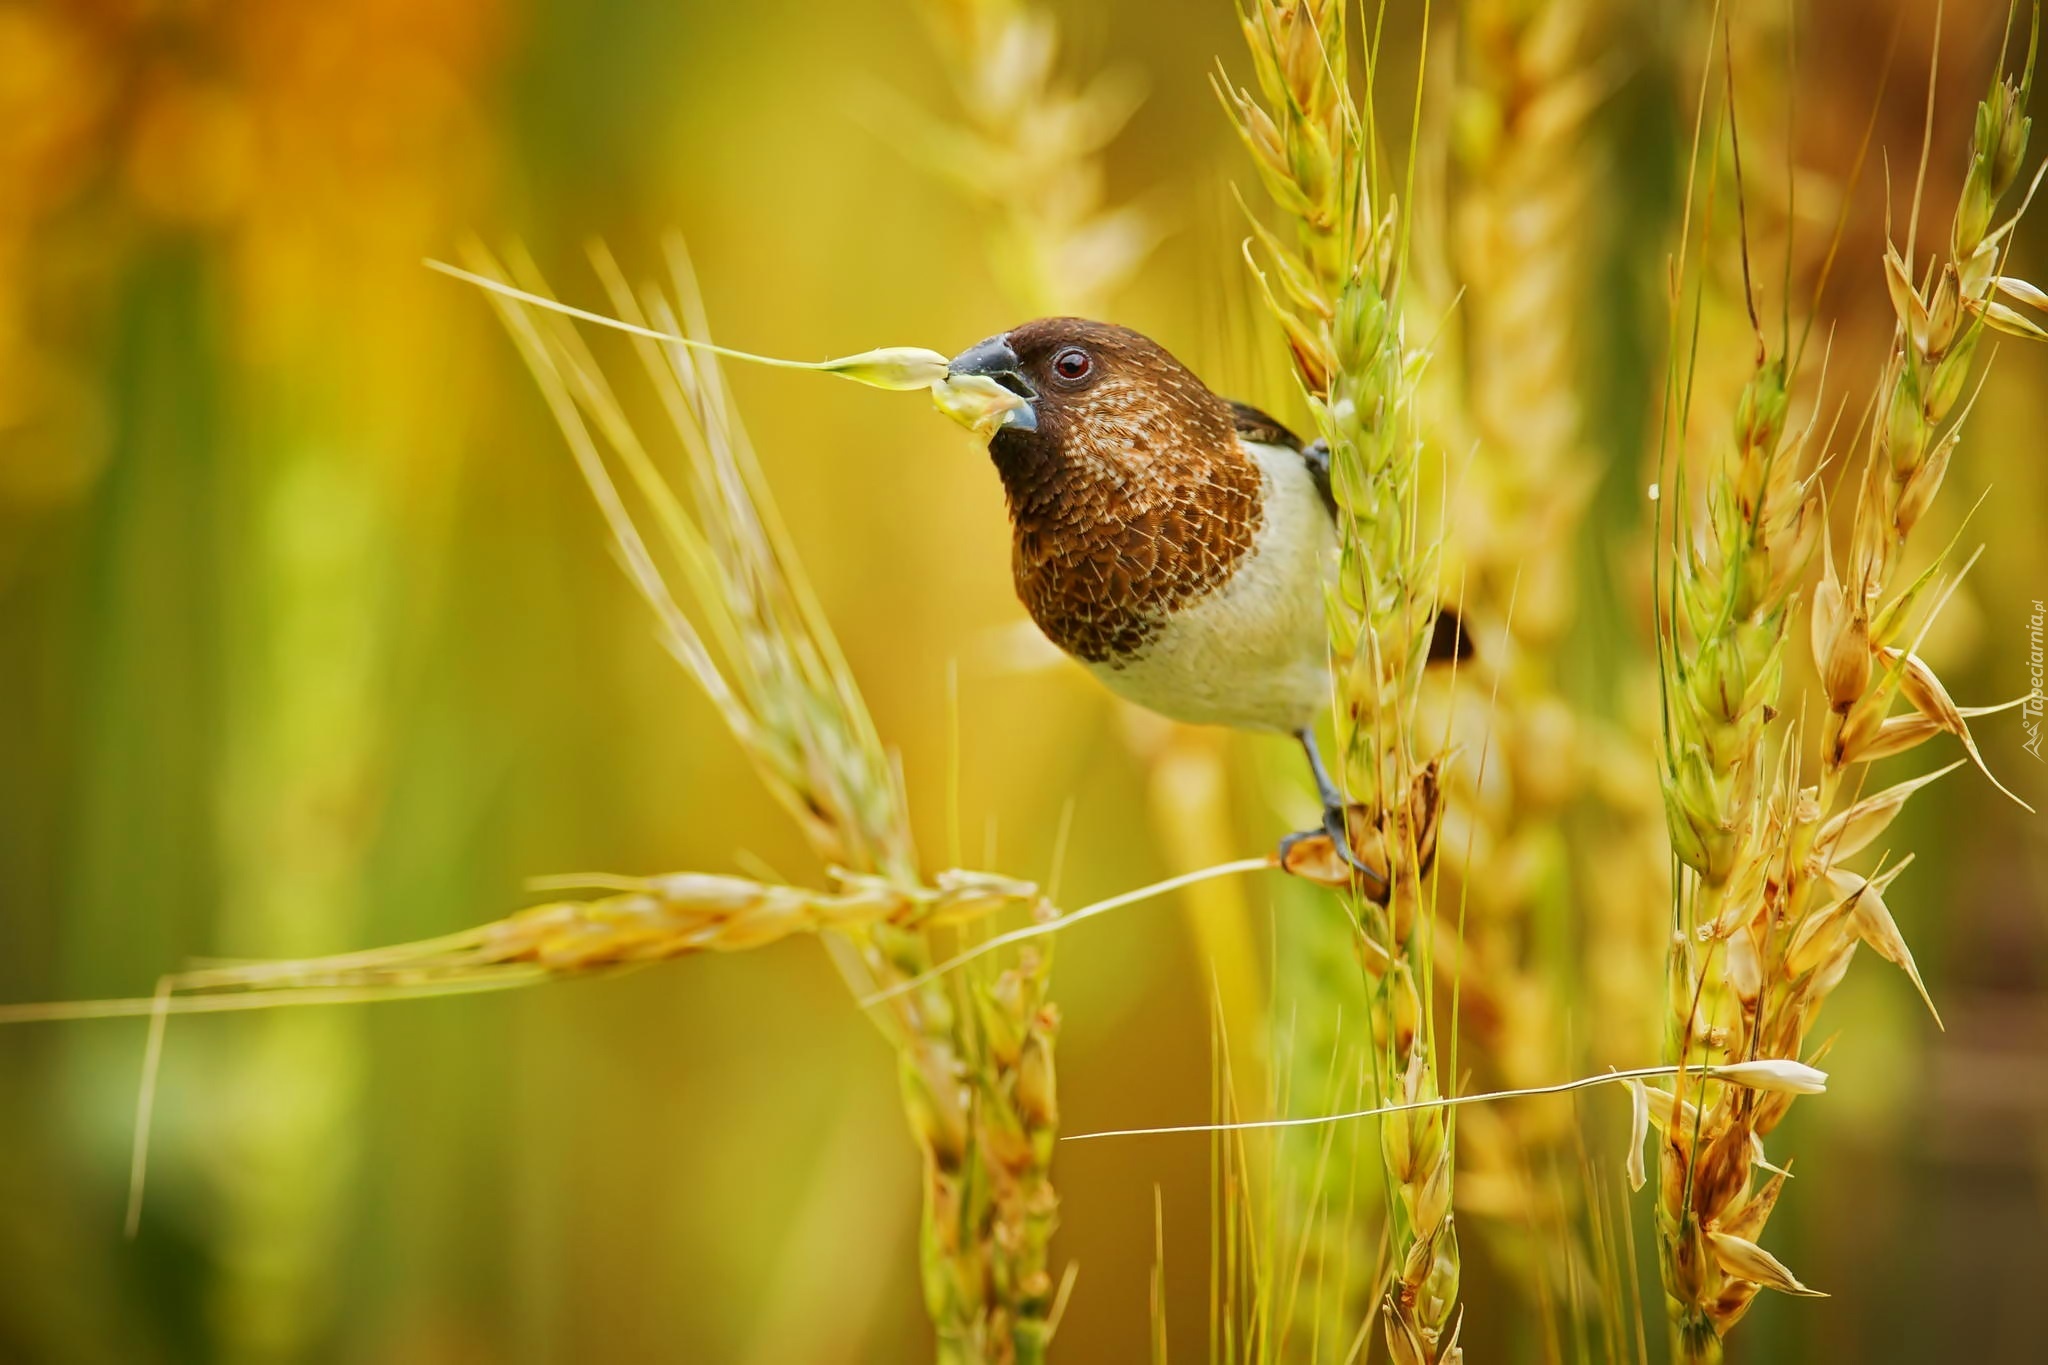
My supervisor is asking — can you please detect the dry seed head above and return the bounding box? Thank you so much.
[1972,294,2048,339]
[1890,646,1964,733]
[1882,248,1933,356]
[1997,272,2048,310]
[1810,541,1844,668]
[1015,1021,1059,1130]
[1689,1115,1755,1223]
[1724,925,1763,1005]
[1865,554,1940,650]
[1806,935,1861,1014]
[1926,270,1964,354]
[1893,428,1955,535]
[1724,1165,1790,1245]
[1821,608,1872,712]
[1383,1088,1416,1183]
[1786,883,1858,976]
[1391,961,1426,1057]
[466,869,1036,970]
[976,979,1027,1067]
[900,1051,970,1168]
[1410,1162,1454,1251]
[1706,1230,1826,1298]
[1385,1311,1429,1365]
[1881,358,1932,477]
[1825,865,1942,1025]
[1813,760,1965,863]
[1846,712,1944,764]
[1830,690,1892,781]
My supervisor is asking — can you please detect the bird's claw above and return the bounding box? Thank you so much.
[1322,804,1387,892]
[1277,806,1388,895]
[1285,728,1387,893]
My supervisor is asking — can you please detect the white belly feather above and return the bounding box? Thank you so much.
[1083,441,1336,733]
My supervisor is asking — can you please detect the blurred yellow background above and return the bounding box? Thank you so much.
[1,1,2043,1362]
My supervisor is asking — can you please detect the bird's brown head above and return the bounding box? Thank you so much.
[946,318,1236,514]
[943,318,1266,663]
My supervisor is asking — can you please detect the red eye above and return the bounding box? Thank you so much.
[1053,348,1092,381]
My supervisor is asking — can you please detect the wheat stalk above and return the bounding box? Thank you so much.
[0,869,1044,1019]
[1652,345,1824,1362]
[906,0,1159,318]
[477,242,1085,1365]
[1423,0,1611,1303]
[1654,16,2043,1360]
[1224,5,1465,1360]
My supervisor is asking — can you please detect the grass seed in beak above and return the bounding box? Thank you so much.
[819,347,952,390]
[930,371,1032,438]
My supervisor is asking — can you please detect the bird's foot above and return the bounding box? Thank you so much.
[1277,804,1388,896]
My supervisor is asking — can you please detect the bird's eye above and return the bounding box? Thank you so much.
[1052,348,1092,382]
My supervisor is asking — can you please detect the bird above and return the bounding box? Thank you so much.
[945,316,1461,887]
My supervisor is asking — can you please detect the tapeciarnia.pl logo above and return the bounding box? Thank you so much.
[2027,599,2045,760]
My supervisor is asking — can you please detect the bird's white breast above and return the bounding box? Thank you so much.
[1083,441,1336,733]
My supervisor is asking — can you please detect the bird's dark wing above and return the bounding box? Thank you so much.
[1228,401,1335,519]
[1427,608,1472,664]
[1227,400,1303,450]
[1230,399,1470,665]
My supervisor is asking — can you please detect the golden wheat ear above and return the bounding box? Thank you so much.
[1653,6,2046,1356]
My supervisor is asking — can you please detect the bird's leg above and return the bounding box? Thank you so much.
[1282,728,1387,895]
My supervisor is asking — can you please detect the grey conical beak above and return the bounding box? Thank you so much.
[947,335,1038,433]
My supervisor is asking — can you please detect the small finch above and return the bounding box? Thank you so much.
[947,317,1463,885]
[424,263,1458,881]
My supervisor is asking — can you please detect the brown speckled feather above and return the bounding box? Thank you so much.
[987,320,1264,662]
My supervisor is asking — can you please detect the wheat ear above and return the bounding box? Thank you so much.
[1655,17,2043,1359]
[1225,5,1466,1360]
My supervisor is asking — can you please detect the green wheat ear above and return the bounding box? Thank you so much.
[1224,3,1472,1360]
